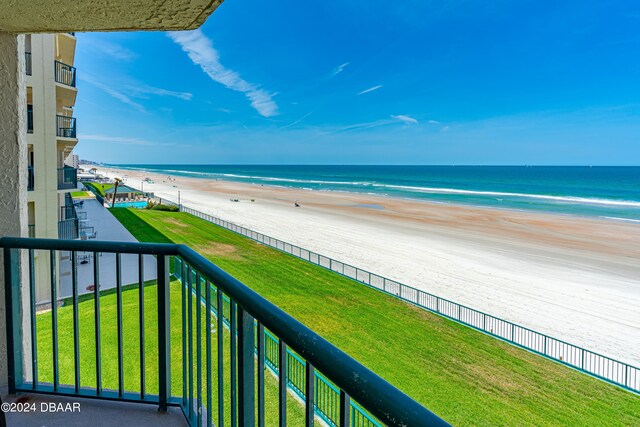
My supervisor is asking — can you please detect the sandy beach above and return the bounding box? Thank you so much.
[91,165,640,365]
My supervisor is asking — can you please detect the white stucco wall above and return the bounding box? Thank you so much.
[0,33,30,388]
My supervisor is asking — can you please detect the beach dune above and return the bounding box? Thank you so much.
[94,166,640,365]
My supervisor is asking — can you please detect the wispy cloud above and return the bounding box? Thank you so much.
[331,62,350,77]
[168,30,278,117]
[80,74,192,111]
[427,119,440,124]
[80,134,187,147]
[357,85,383,95]
[86,80,146,112]
[280,111,314,129]
[391,114,418,125]
[132,84,192,101]
[84,37,137,61]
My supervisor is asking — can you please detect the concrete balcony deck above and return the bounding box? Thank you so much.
[2,392,187,427]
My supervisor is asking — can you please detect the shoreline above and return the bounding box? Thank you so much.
[87,164,640,365]
[105,164,640,223]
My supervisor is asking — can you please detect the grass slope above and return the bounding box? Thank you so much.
[94,209,639,425]
[82,182,114,197]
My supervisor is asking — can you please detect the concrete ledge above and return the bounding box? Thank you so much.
[0,0,223,33]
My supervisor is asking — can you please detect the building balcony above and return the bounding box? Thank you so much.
[57,218,79,239]
[54,60,76,87]
[27,165,34,191]
[25,51,32,76]
[0,237,446,427]
[27,107,33,133]
[56,115,76,139]
[58,167,78,190]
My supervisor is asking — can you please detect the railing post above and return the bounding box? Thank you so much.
[237,306,255,426]
[157,255,171,412]
[3,247,23,393]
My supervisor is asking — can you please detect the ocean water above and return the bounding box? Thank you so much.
[111,165,640,221]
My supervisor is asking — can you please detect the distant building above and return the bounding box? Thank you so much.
[66,153,79,169]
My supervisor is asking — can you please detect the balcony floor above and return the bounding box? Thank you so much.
[2,392,187,427]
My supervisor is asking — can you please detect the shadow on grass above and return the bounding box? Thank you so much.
[109,208,175,245]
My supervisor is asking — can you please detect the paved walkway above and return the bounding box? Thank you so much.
[58,199,157,299]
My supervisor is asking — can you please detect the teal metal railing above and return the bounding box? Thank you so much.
[149,198,640,394]
[175,258,381,427]
[54,60,76,87]
[1,237,448,427]
[25,52,32,76]
[27,166,34,191]
[57,167,78,190]
[57,218,78,240]
[56,115,76,138]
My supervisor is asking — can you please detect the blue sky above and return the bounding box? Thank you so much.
[74,0,640,165]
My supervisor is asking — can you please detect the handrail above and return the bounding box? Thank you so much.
[56,115,76,138]
[0,237,449,426]
[54,60,76,87]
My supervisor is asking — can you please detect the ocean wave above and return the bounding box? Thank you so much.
[116,166,640,209]
[376,184,640,208]
[601,217,640,223]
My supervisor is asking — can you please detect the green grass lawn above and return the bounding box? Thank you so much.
[42,208,640,426]
[36,279,307,426]
[70,191,93,198]
[82,182,114,197]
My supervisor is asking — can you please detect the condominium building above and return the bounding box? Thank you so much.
[25,32,79,300]
[66,153,80,169]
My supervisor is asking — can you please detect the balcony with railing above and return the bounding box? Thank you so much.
[54,60,76,87]
[25,51,32,76]
[27,106,33,133]
[27,165,34,191]
[0,237,448,427]
[56,114,76,138]
[57,167,78,190]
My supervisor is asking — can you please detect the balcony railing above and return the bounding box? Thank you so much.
[57,167,78,190]
[57,219,78,239]
[54,60,76,87]
[27,107,33,133]
[25,52,32,76]
[0,237,449,427]
[56,115,76,138]
[27,166,34,191]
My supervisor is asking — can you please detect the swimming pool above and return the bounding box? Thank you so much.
[111,201,148,209]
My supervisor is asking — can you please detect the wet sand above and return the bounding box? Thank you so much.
[93,165,640,365]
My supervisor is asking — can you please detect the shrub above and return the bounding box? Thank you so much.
[150,204,179,212]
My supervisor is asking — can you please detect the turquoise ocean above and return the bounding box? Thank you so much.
[110,165,640,222]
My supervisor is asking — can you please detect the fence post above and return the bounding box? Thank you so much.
[157,255,171,412]
[3,247,23,393]
[238,306,256,426]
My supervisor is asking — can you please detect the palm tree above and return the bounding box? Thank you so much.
[111,178,122,208]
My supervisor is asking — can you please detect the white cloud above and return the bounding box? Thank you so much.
[331,62,350,77]
[357,85,383,95]
[391,114,418,125]
[427,119,440,124]
[168,30,278,118]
